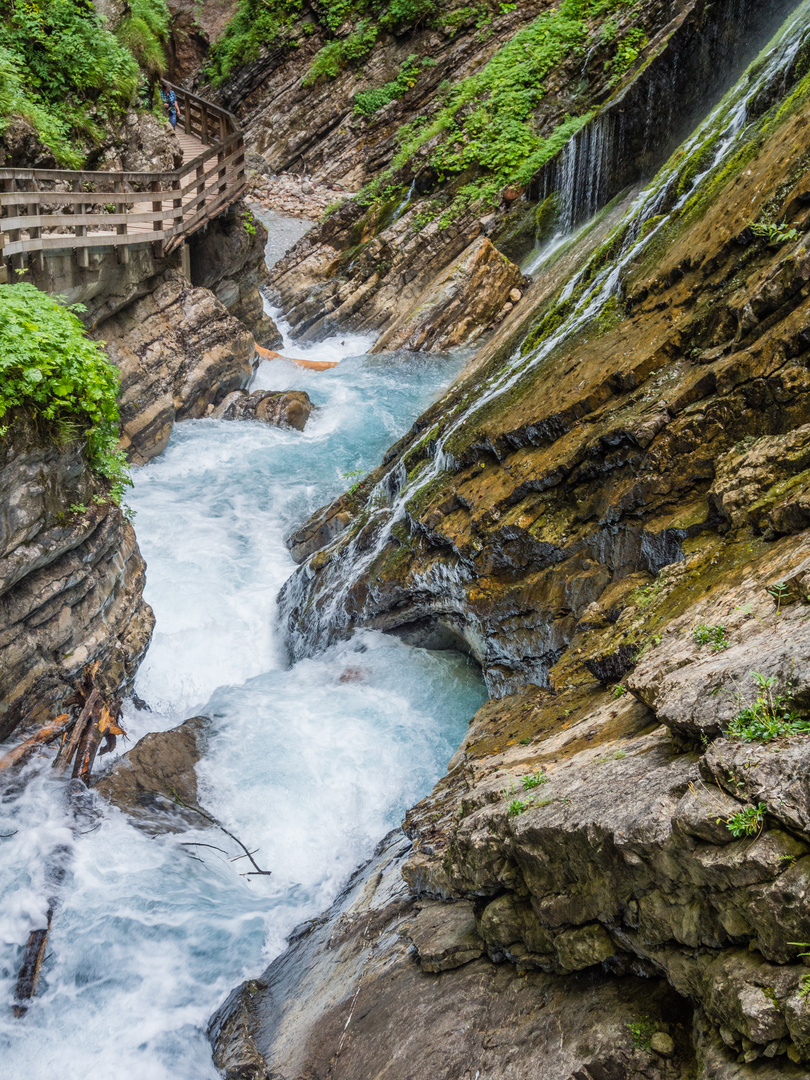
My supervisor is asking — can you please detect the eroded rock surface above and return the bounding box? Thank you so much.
[220,28,810,1079]
[371,237,525,354]
[95,269,255,464]
[0,422,153,741]
[211,833,698,1080]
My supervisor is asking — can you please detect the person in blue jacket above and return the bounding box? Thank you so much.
[160,86,177,131]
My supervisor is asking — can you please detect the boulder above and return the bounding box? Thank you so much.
[210,388,314,430]
[95,716,209,832]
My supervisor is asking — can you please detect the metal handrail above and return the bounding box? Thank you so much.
[0,80,246,273]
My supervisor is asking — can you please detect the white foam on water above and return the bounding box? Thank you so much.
[0,261,485,1078]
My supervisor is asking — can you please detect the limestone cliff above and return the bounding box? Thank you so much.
[212,5,810,1076]
[0,421,153,741]
[223,0,796,347]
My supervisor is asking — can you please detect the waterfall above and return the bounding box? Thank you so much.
[279,0,810,683]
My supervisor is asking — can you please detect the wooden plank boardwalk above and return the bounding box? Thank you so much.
[0,81,246,274]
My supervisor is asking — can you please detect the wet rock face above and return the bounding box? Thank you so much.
[0,422,154,742]
[93,269,256,464]
[371,237,525,354]
[210,388,314,430]
[241,31,810,1075]
[95,716,209,832]
[188,203,283,351]
[211,833,697,1080]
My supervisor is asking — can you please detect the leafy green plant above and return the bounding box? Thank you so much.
[0,284,129,502]
[767,581,790,613]
[354,54,429,116]
[0,0,167,166]
[506,798,526,818]
[751,221,800,245]
[303,20,379,86]
[626,1018,657,1050]
[521,770,547,790]
[241,209,257,236]
[613,684,626,697]
[693,623,729,651]
[115,0,170,77]
[607,26,646,83]
[725,672,810,743]
[724,802,767,838]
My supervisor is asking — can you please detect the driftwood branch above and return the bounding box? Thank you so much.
[171,792,272,877]
[0,714,71,774]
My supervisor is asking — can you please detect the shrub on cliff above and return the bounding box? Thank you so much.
[0,0,169,165]
[0,283,129,502]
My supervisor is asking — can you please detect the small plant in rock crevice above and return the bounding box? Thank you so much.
[626,1018,657,1050]
[750,220,800,245]
[725,672,810,743]
[724,802,767,838]
[521,770,547,790]
[693,623,729,651]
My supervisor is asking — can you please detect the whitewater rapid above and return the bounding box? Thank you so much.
[0,223,485,1079]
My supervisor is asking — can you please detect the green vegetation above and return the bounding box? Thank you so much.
[692,623,729,651]
[613,684,626,697]
[354,55,435,115]
[115,0,170,79]
[750,220,800,245]
[303,20,379,86]
[724,802,766,838]
[0,0,169,166]
[767,581,791,613]
[506,798,526,818]
[725,672,810,743]
[626,1019,656,1050]
[0,284,129,503]
[521,770,548,790]
[208,0,445,85]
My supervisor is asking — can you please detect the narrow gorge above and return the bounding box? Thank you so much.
[3,1,810,1078]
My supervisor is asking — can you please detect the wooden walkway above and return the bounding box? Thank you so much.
[0,81,246,274]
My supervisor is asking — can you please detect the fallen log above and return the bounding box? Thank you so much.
[13,909,53,1017]
[254,341,338,371]
[0,714,71,774]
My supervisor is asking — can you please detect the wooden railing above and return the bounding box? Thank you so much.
[0,81,245,274]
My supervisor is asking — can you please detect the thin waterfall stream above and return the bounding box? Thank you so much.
[0,231,486,1078]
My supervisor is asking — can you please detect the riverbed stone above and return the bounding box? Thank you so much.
[95,715,209,832]
[210,388,314,430]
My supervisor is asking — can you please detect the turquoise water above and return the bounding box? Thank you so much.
[0,302,485,1078]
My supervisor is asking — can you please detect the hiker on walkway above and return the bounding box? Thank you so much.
[161,86,177,131]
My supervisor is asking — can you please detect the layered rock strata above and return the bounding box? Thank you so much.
[214,24,810,1079]
[94,269,256,464]
[0,421,154,741]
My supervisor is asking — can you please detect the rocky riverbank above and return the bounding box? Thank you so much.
[210,3,810,1075]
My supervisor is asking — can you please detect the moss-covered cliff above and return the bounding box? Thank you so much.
[212,3,810,1076]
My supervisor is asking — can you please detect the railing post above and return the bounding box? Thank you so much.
[151,178,164,258]
[29,179,43,275]
[5,178,22,278]
[201,107,209,145]
[196,161,205,214]
[73,177,89,270]
[184,94,191,135]
[115,179,129,265]
[219,115,228,143]
[236,135,245,183]
[218,145,226,196]
[172,175,183,240]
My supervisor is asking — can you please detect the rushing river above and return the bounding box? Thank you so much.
[0,223,486,1079]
